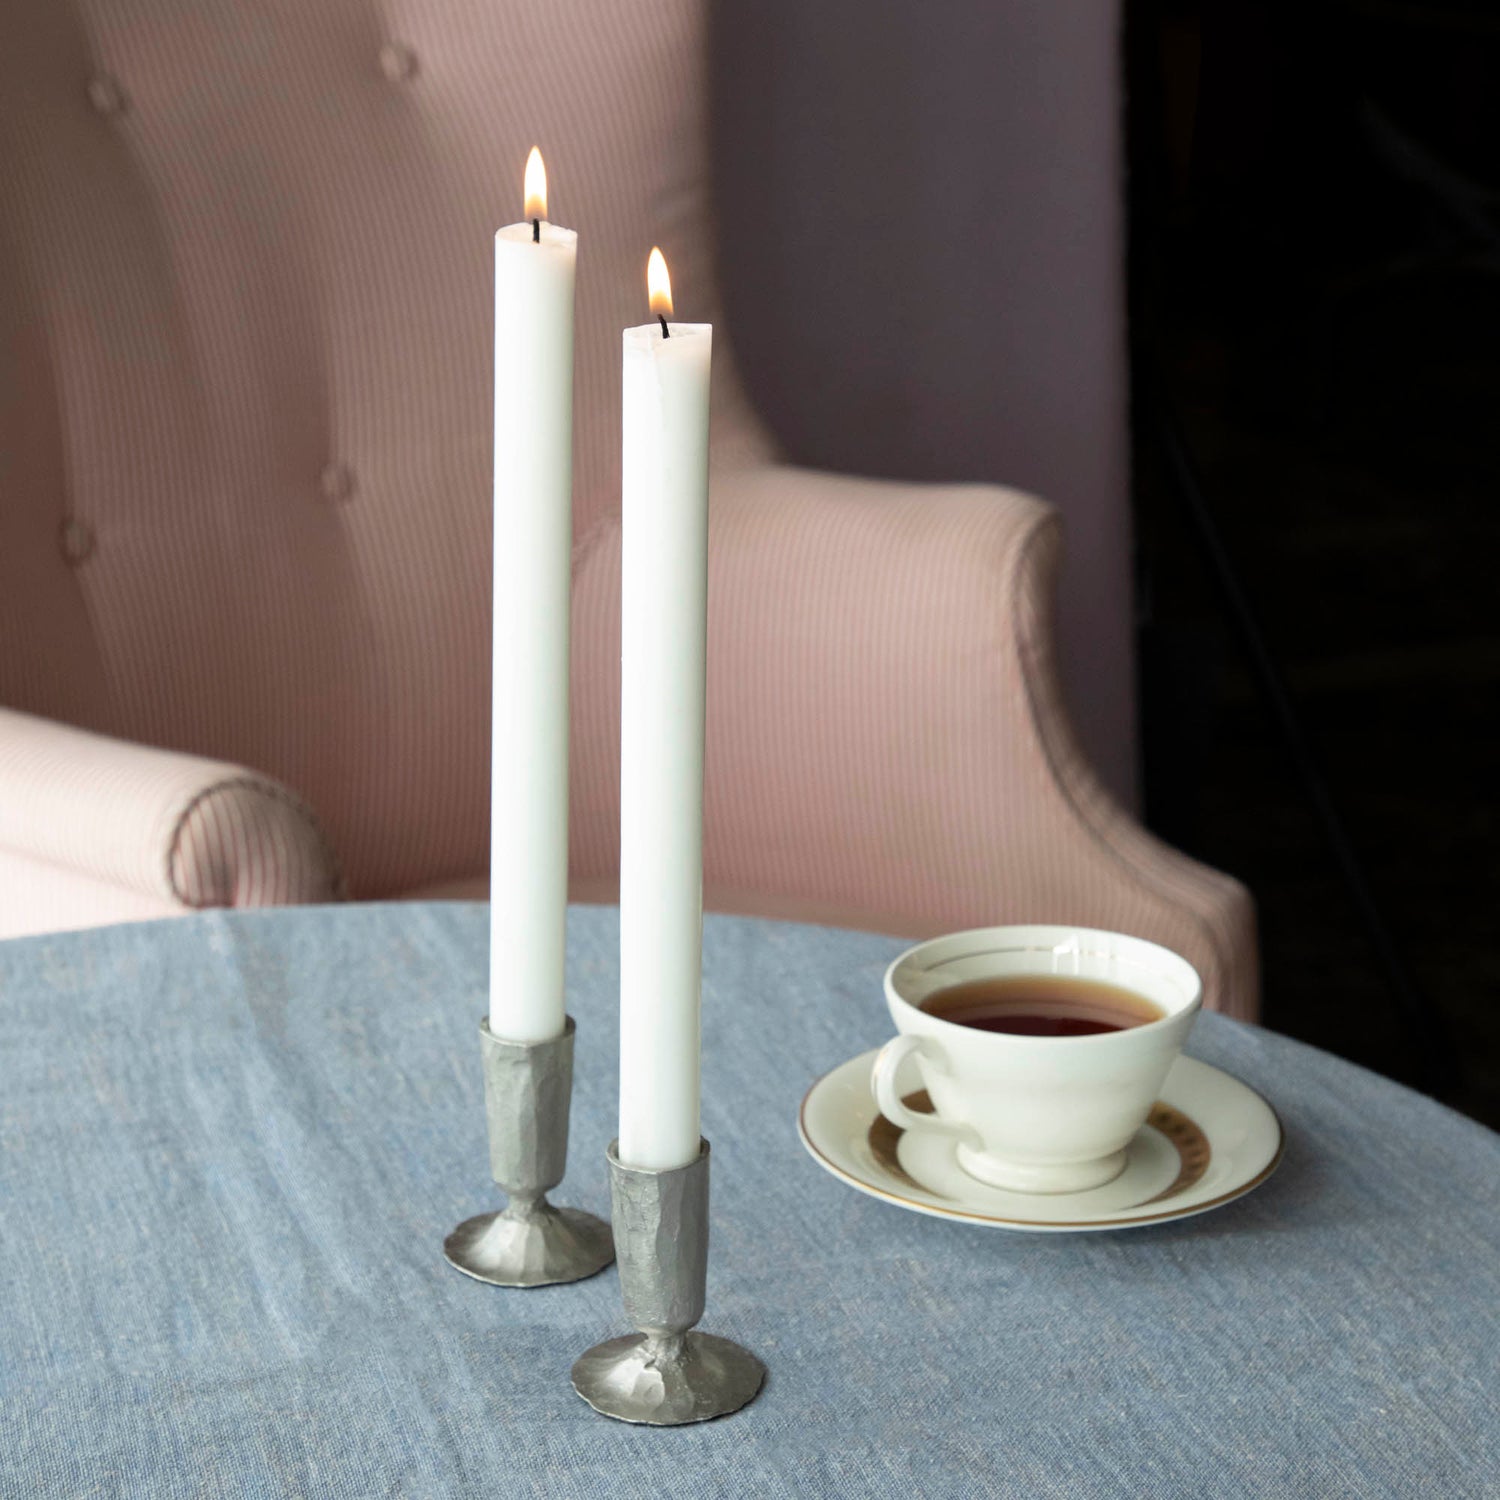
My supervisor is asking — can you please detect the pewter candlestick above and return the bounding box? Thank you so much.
[570,1140,765,1424]
[443,1017,613,1287]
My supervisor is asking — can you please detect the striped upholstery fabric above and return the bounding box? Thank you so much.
[456,465,1259,1021]
[0,0,766,904]
[0,0,1258,1015]
[0,709,341,939]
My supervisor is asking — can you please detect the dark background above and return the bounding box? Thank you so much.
[1130,0,1500,1126]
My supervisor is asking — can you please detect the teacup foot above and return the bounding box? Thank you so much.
[956,1144,1130,1195]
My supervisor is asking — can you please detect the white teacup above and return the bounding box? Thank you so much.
[874,926,1202,1194]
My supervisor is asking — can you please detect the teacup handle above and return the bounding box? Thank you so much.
[871,1035,976,1143]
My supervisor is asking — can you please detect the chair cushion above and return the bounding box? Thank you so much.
[0,0,766,902]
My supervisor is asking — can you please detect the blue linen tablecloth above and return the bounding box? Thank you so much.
[2,903,1497,1499]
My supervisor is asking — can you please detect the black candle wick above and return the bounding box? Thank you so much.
[658,315,670,339]
[532,218,541,243]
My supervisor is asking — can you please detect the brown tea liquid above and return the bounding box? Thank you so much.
[921,974,1166,1037]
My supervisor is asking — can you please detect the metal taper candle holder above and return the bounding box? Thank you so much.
[570,1139,765,1424]
[443,1017,614,1287]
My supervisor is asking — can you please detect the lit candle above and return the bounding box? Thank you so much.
[489,148,576,1043]
[618,248,712,1169]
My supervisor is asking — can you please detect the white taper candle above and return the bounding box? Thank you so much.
[489,149,575,1043]
[618,248,712,1169]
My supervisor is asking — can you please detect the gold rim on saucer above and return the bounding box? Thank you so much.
[798,1052,1284,1232]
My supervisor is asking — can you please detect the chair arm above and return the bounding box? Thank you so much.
[0,709,343,935]
[696,463,1258,1019]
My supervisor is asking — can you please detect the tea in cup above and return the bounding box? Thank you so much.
[875,926,1202,1193]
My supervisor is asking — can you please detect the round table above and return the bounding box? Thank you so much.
[2,903,1496,1498]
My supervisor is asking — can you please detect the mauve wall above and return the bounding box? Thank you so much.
[710,1,1137,808]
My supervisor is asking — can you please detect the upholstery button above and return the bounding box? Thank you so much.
[379,43,419,82]
[86,75,128,117]
[59,518,95,564]
[319,462,356,504]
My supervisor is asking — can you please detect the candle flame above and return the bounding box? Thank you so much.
[647,247,673,320]
[524,147,547,222]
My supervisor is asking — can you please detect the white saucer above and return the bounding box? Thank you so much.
[798,1050,1283,1232]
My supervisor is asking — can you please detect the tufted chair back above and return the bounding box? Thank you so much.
[0,0,770,899]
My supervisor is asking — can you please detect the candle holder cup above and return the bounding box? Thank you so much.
[443,1017,614,1287]
[571,1139,765,1425]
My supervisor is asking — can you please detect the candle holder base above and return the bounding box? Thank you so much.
[444,1016,613,1289]
[571,1330,765,1426]
[444,1202,614,1289]
[570,1140,765,1425]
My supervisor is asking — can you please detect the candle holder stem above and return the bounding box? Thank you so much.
[443,1017,613,1287]
[570,1140,765,1424]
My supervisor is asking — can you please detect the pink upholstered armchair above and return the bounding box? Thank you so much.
[0,0,1257,1018]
